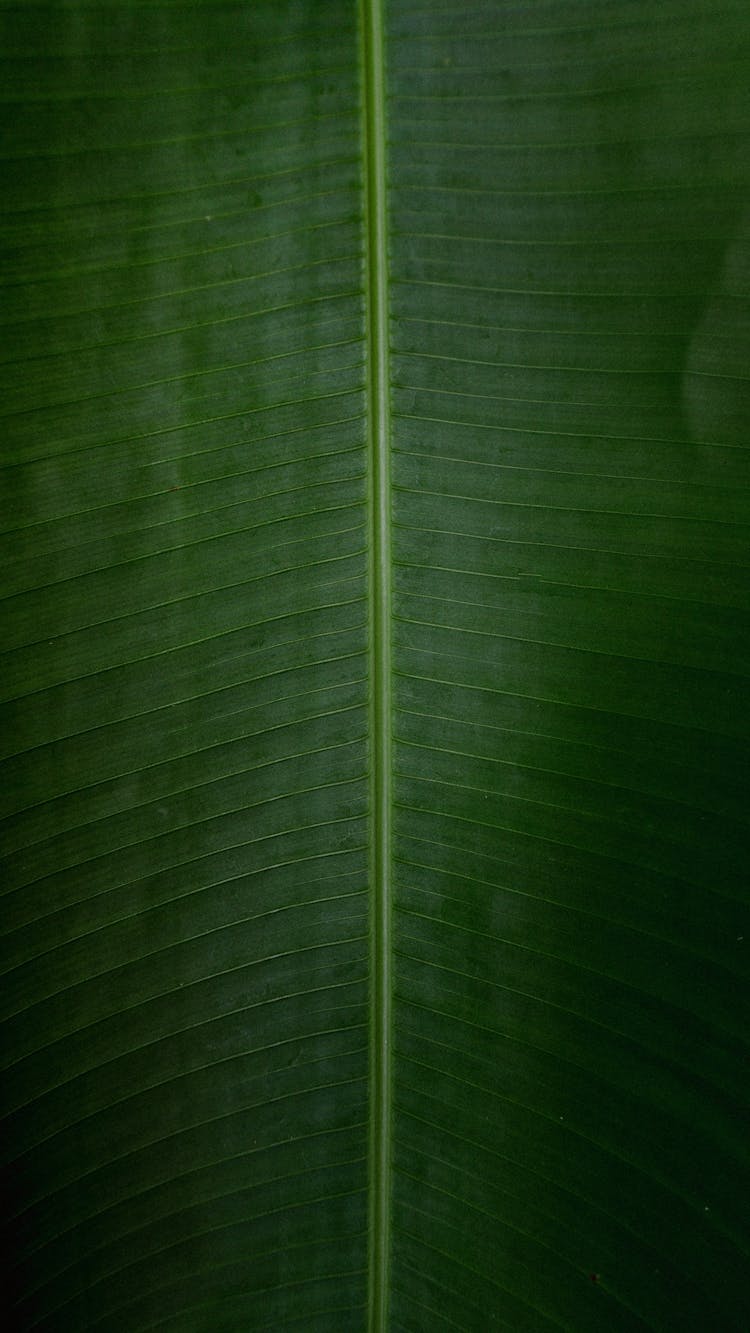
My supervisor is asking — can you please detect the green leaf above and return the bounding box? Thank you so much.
[2,2,749,1330]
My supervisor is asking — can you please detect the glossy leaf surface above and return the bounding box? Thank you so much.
[1,2,749,1330]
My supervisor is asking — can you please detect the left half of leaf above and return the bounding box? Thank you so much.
[0,3,369,1329]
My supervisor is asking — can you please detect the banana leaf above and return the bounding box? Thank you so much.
[1,1,749,1329]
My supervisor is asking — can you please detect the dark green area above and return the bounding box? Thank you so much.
[1,2,749,1330]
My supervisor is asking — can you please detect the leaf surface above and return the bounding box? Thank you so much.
[1,2,749,1330]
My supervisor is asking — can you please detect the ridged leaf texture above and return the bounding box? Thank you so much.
[2,2,749,1330]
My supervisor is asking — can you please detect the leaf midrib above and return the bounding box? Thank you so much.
[361,1,393,1330]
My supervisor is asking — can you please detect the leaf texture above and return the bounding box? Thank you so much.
[1,5,370,1329]
[1,2,749,1331]
[388,5,750,1329]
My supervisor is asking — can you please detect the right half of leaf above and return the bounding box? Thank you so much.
[387,2,750,1329]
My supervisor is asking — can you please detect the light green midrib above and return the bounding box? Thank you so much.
[360,0,392,1331]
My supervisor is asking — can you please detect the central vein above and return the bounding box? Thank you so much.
[360,0,392,1329]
